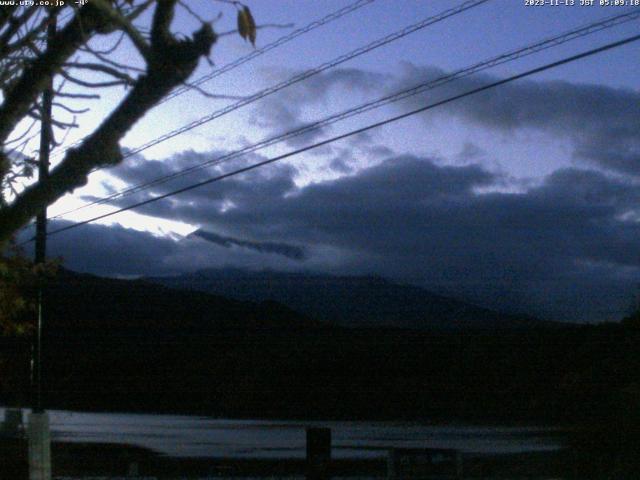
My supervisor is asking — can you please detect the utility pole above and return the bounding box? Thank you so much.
[33,14,55,411]
[28,10,56,480]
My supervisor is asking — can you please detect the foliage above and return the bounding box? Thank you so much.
[0,241,58,336]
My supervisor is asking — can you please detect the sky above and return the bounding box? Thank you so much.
[13,0,640,322]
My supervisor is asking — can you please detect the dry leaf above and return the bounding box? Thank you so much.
[237,5,256,46]
[237,8,249,41]
[244,6,256,46]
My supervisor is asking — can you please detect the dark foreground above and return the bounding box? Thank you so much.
[0,437,576,479]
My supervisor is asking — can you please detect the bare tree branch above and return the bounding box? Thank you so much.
[0,4,118,142]
[0,6,19,31]
[178,1,210,25]
[0,2,219,241]
[0,11,49,57]
[59,68,132,88]
[79,30,125,55]
[5,119,38,146]
[0,6,38,53]
[183,80,248,100]
[63,61,138,82]
[27,110,78,129]
[80,42,146,73]
[90,0,151,61]
[54,91,101,99]
[126,0,155,22]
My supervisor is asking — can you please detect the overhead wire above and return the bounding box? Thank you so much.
[15,0,489,235]
[122,0,491,159]
[31,32,640,241]
[48,8,640,220]
[163,0,377,103]
[51,0,377,157]
[51,0,491,165]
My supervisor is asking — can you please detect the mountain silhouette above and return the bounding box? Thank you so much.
[147,268,559,331]
[43,268,324,333]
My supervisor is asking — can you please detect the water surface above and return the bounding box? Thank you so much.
[1,407,563,459]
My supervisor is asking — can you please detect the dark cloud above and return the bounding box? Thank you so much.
[20,221,180,277]
[63,61,640,322]
[245,63,638,176]
[329,157,353,174]
[189,229,307,260]
[17,221,314,278]
[389,64,640,175]
[456,142,485,163]
[61,148,640,321]
[248,62,640,179]
[84,150,299,228]
[249,67,388,147]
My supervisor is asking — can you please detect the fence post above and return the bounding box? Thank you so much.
[27,411,51,480]
[306,427,331,480]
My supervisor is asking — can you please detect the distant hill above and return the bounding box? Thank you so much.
[147,269,558,331]
[3,270,629,426]
[42,268,324,334]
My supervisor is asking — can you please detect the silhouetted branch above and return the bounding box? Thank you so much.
[0,1,219,241]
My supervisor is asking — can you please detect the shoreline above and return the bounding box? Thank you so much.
[1,437,573,478]
[1,403,571,429]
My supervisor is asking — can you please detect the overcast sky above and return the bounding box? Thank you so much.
[18,0,640,322]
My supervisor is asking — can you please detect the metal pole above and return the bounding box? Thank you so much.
[32,11,56,414]
[306,427,331,480]
[27,12,57,480]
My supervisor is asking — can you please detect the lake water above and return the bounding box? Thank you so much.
[1,407,563,459]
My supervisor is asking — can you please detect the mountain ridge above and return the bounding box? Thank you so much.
[42,268,326,333]
[146,268,562,331]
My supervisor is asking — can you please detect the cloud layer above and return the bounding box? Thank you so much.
[55,149,640,322]
[48,65,640,323]
[389,63,640,175]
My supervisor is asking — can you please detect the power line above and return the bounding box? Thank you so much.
[52,0,490,171]
[37,32,640,240]
[52,0,377,157]
[124,0,490,158]
[49,8,640,220]
[163,0,377,103]
[44,0,490,221]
